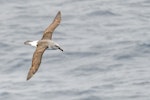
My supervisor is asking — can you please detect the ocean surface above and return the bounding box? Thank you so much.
[0,0,150,100]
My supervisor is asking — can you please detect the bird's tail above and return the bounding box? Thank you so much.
[24,40,32,45]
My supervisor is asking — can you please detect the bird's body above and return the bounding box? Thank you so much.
[24,40,63,51]
[24,11,63,80]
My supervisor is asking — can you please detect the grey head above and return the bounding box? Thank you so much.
[53,43,63,51]
[38,40,63,51]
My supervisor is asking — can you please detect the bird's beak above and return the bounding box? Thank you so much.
[58,47,63,52]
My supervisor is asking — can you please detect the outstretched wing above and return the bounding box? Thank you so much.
[41,11,61,40]
[27,45,47,80]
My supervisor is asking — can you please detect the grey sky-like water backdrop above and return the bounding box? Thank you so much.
[0,0,150,100]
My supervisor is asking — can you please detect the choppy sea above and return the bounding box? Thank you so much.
[0,0,150,100]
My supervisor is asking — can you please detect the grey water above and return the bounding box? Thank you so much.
[0,0,150,100]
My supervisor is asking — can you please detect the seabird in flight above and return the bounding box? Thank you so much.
[24,11,63,80]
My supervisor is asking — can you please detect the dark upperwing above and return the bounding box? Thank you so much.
[41,11,61,40]
[26,44,48,80]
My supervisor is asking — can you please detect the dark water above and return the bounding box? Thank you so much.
[0,0,150,100]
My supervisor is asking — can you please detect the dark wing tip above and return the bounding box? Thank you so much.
[26,67,37,81]
[55,11,61,20]
[26,70,34,81]
[26,76,31,81]
[41,11,61,40]
[58,11,61,15]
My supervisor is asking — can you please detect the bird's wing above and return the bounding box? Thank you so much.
[27,45,47,80]
[41,11,61,40]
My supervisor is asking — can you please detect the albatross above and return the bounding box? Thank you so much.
[24,11,63,80]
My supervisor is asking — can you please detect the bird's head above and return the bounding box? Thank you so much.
[54,43,63,52]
